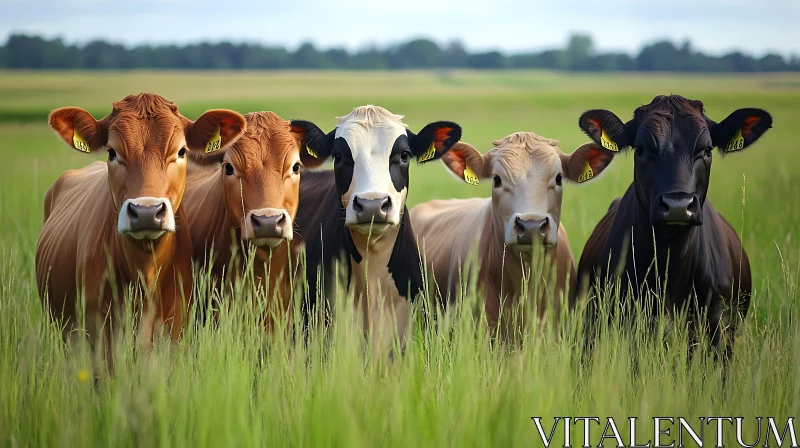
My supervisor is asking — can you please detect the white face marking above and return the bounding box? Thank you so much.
[489,136,565,248]
[117,197,175,240]
[336,116,408,233]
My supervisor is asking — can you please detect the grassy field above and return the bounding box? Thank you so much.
[1,70,800,446]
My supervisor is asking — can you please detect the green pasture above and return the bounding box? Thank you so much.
[1,70,799,446]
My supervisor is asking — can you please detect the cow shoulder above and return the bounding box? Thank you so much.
[183,165,231,265]
[296,170,359,304]
[387,206,423,300]
[575,196,621,297]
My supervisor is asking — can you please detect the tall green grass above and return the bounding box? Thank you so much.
[1,71,799,446]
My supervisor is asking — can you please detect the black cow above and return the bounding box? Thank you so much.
[291,105,461,354]
[576,94,772,361]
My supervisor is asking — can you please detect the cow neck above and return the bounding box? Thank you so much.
[348,224,399,268]
[114,223,179,296]
[625,185,700,299]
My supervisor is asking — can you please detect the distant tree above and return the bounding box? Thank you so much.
[325,48,351,69]
[443,40,468,68]
[759,54,788,72]
[566,34,594,70]
[293,42,328,69]
[466,51,507,69]
[388,38,442,69]
[350,47,389,69]
[0,33,797,73]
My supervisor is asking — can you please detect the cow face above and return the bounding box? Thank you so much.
[194,112,324,248]
[49,93,245,241]
[441,134,614,250]
[579,95,772,228]
[291,106,461,234]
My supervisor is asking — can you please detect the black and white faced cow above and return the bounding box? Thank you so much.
[576,94,772,361]
[292,106,461,353]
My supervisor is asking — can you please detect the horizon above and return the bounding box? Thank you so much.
[2,0,799,57]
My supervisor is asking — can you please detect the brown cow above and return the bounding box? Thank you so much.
[182,111,323,330]
[411,133,614,335]
[36,93,245,370]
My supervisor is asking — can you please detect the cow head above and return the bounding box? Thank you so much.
[579,95,772,228]
[49,93,245,241]
[190,111,324,248]
[441,133,614,251]
[291,106,461,235]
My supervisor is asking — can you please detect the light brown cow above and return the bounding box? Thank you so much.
[410,132,614,335]
[36,93,245,370]
[182,111,323,330]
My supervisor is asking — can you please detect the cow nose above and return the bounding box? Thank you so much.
[657,192,701,225]
[352,196,392,224]
[514,216,550,245]
[250,213,286,239]
[127,202,166,231]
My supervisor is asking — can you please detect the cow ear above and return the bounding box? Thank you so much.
[408,121,462,163]
[291,120,333,169]
[711,108,772,154]
[578,109,628,153]
[560,142,615,184]
[440,142,485,186]
[185,109,246,159]
[48,107,108,153]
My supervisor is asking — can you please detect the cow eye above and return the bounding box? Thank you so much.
[107,148,117,162]
[704,146,713,158]
[292,162,301,174]
[400,150,412,162]
[493,175,502,188]
[333,153,341,164]
[178,148,187,158]
[223,163,234,176]
[555,174,562,186]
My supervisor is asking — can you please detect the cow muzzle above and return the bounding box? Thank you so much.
[349,194,394,234]
[244,208,292,248]
[118,197,175,240]
[510,215,556,251]
[652,192,702,226]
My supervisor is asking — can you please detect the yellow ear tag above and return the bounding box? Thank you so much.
[600,130,619,152]
[725,129,745,152]
[305,145,318,159]
[418,142,436,162]
[577,163,594,183]
[205,127,222,153]
[72,132,90,153]
[463,165,480,186]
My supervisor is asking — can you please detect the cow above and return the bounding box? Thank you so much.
[291,105,461,354]
[575,94,772,361]
[410,133,615,336]
[182,111,324,330]
[36,93,245,371]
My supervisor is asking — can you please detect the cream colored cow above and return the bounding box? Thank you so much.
[411,132,615,335]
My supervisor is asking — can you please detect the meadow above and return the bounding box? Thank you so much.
[1,70,799,446]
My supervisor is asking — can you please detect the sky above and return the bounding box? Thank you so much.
[1,0,799,56]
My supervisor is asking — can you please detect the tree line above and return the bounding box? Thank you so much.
[2,33,798,72]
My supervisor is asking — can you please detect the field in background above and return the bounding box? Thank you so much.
[1,71,799,446]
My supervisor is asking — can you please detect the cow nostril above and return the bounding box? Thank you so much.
[276,214,286,225]
[155,203,166,221]
[658,196,670,214]
[539,217,549,230]
[250,214,261,229]
[381,197,392,213]
[514,217,525,235]
[127,203,138,221]
[687,196,698,214]
[352,196,363,213]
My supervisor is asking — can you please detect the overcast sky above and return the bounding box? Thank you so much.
[2,0,798,56]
